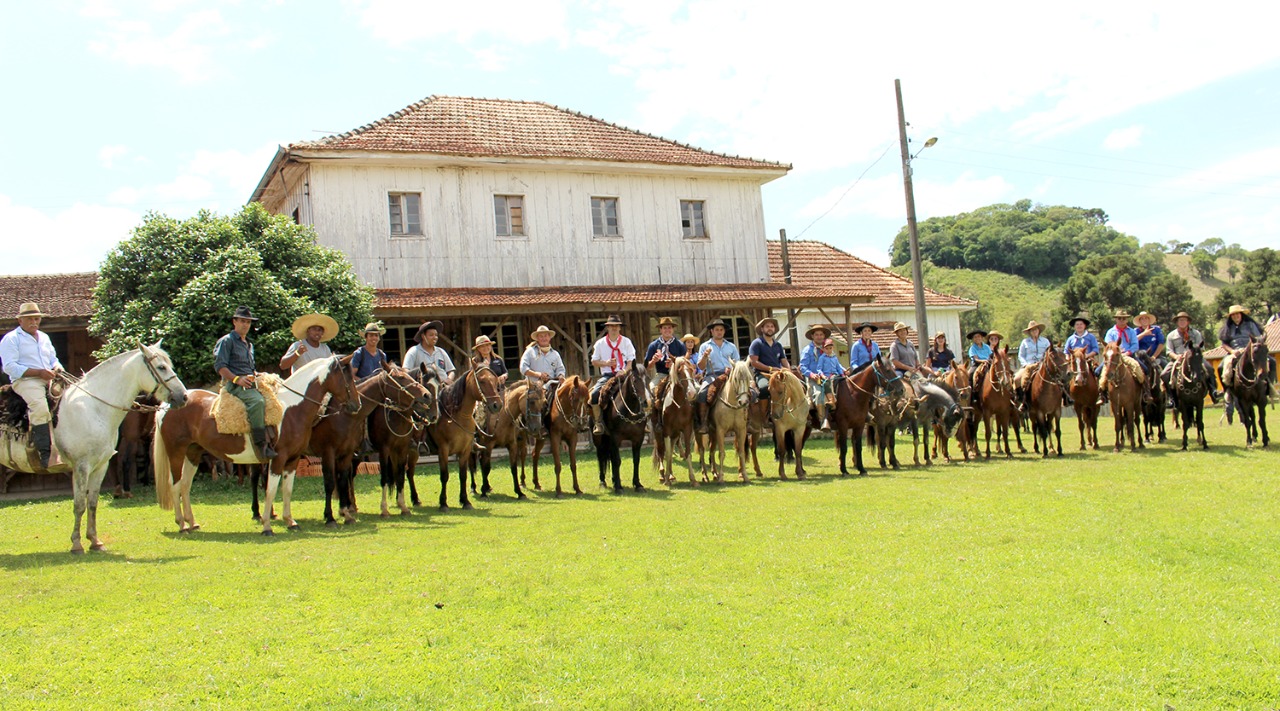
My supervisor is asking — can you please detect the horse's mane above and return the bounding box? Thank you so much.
[439,371,470,416]
[770,368,806,401]
[728,360,753,391]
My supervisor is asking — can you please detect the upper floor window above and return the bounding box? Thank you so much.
[494,195,526,237]
[388,192,422,237]
[680,200,707,239]
[591,197,620,239]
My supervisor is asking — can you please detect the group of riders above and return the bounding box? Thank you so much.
[2,298,1275,470]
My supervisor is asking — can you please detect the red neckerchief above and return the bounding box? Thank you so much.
[607,334,626,371]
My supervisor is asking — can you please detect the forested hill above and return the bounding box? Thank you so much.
[889,263,1063,342]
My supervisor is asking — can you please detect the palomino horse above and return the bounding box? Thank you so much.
[594,361,650,492]
[155,355,358,535]
[1228,337,1271,448]
[1028,344,1068,457]
[1170,342,1209,450]
[0,344,188,553]
[1101,342,1143,453]
[912,380,962,466]
[424,363,502,509]
[699,360,754,483]
[1068,348,1100,451]
[768,368,811,480]
[833,355,899,476]
[530,376,591,495]
[473,379,544,499]
[1137,351,1167,444]
[651,357,699,486]
[980,347,1025,459]
[937,364,975,461]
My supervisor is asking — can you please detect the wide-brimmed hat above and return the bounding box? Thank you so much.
[1022,320,1047,335]
[681,333,700,346]
[656,316,678,329]
[232,306,258,321]
[473,335,495,349]
[892,321,910,333]
[1067,313,1091,329]
[855,322,878,334]
[413,320,444,344]
[530,325,555,339]
[1173,311,1193,322]
[933,331,947,341]
[755,317,779,333]
[804,324,831,340]
[987,330,1005,341]
[15,302,45,319]
[1135,311,1156,325]
[1112,309,1131,320]
[706,318,727,331]
[604,314,625,327]
[291,313,339,342]
[363,321,386,335]
[967,329,988,340]
[1228,304,1250,316]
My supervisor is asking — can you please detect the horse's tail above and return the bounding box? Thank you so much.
[153,408,172,511]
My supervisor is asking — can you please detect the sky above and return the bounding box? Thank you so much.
[3,0,1279,276]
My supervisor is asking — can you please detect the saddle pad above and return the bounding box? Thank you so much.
[211,375,284,435]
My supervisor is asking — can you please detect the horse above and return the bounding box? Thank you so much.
[868,375,914,469]
[913,379,962,465]
[1170,342,1209,451]
[938,363,975,461]
[651,357,699,486]
[423,362,502,509]
[109,395,159,498]
[1067,348,1100,451]
[1101,342,1143,453]
[594,361,650,492]
[698,360,754,483]
[768,368,811,480]
[1137,351,1167,444]
[530,376,591,495]
[832,355,900,476]
[1027,345,1068,457]
[154,355,358,535]
[473,379,544,499]
[1229,337,1271,448]
[743,391,771,479]
[0,344,188,553]
[979,347,1025,459]
[373,364,439,516]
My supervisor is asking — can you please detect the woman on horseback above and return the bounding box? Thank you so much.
[925,331,955,377]
[1217,304,1274,398]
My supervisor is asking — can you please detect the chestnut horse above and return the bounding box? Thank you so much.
[979,347,1025,459]
[1170,342,1209,450]
[473,379,544,499]
[530,376,591,495]
[154,355,358,535]
[699,360,754,483]
[1068,348,1100,451]
[1229,337,1271,448]
[1101,342,1143,453]
[1028,344,1068,457]
[424,363,502,509]
[594,361,650,492]
[651,357,699,486]
[833,355,900,476]
[768,368,811,480]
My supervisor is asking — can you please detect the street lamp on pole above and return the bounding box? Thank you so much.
[895,78,937,363]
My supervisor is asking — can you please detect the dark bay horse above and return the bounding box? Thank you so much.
[154,355,358,535]
[980,348,1024,459]
[594,361,650,492]
[1229,338,1271,448]
[1101,343,1143,453]
[530,376,591,495]
[424,363,502,509]
[833,355,899,476]
[109,395,159,498]
[1170,342,1209,450]
[473,380,544,499]
[1068,348,1100,451]
[1137,351,1167,443]
[868,377,913,470]
[1028,345,1067,457]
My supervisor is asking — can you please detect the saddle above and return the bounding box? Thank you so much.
[211,374,285,435]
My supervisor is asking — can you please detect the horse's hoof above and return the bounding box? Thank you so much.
[326,520,339,528]
[179,527,191,535]
[189,523,201,531]
[555,491,563,498]
[261,530,275,537]
[462,502,474,510]
[400,509,412,517]
[634,484,645,492]
[287,522,300,531]
[70,546,84,555]
[516,492,528,500]
[90,542,105,551]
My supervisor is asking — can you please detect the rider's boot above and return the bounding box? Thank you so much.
[591,403,605,436]
[30,423,52,469]
[252,427,277,461]
[695,402,708,435]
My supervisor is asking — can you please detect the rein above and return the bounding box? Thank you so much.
[610,372,649,424]
[57,350,177,414]
[554,383,590,432]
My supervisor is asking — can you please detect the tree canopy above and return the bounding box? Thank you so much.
[1055,254,1206,337]
[92,203,374,385]
[1215,248,1280,320]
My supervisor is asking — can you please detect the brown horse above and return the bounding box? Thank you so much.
[833,354,900,476]
[1028,345,1068,457]
[1101,342,1143,452]
[382,366,440,512]
[595,361,650,492]
[980,347,1025,459]
[868,376,913,469]
[1228,337,1271,448]
[743,393,770,479]
[651,357,699,486]
[473,380,544,499]
[109,395,158,498]
[937,363,975,461]
[154,355,358,535]
[424,363,502,509]
[530,376,591,495]
[768,368,811,480]
[1068,348,1100,451]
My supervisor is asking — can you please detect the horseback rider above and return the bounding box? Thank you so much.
[966,329,991,410]
[403,320,455,384]
[925,331,955,377]
[518,325,566,430]
[681,333,702,374]
[589,315,636,436]
[748,317,790,399]
[694,318,738,435]
[1013,320,1051,412]
[1162,311,1222,403]
[809,338,844,431]
[279,312,338,376]
[849,322,881,374]
[1135,311,1165,367]
[350,322,389,381]
[644,316,687,394]
[1097,310,1141,406]
[1217,304,1275,399]
[799,325,834,428]
[471,335,509,387]
[213,306,276,460]
[889,322,922,379]
[0,302,65,468]
[1062,314,1099,357]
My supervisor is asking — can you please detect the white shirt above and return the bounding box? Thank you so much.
[591,334,636,375]
[1,327,62,380]
[283,340,332,375]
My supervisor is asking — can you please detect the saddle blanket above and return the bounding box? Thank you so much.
[211,374,284,435]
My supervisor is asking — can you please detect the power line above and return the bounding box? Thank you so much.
[793,142,896,240]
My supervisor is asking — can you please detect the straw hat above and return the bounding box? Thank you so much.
[755,317,779,333]
[892,321,910,333]
[1022,320,1047,335]
[15,302,45,319]
[413,320,444,344]
[604,314,625,326]
[804,324,831,340]
[656,316,678,329]
[1135,311,1156,326]
[473,334,495,348]
[680,333,700,346]
[1112,309,1131,320]
[232,305,258,321]
[530,324,556,340]
[362,321,386,335]
[1228,304,1250,316]
[290,313,339,342]
[987,330,1005,341]
[1173,311,1192,322]
[933,331,947,341]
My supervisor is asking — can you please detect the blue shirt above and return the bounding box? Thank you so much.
[968,343,992,362]
[644,337,687,375]
[748,337,785,369]
[850,339,881,369]
[1018,336,1052,366]
[1137,326,1165,356]
[351,347,387,379]
[1105,326,1139,355]
[1063,332,1099,355]
[213,331,255,379]
[812,352,844,378]
[697,340,738,377]
[0,327,62,381]
[798,342,825,377]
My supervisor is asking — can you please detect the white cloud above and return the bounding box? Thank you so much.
[85,4,268,84]
[352,0,570,48]
[153,175,214,202]
[1104,126,1145,151]
[0,195,139,275]
[98,144,129,169]
[108,187,142,205]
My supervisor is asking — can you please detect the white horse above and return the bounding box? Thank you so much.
[0,343,188,553]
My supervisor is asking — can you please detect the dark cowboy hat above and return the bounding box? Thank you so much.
[413,320,444,344]
[804,324,831,340]
[1173,311,1193,322]
[966,329,988,340]
[232,306,259,321]
[854,321,878,334]
[604,314,625,326]
[1067,313,1091,329]
[706,318,728,331]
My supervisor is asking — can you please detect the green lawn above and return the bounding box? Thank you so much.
[2,416,1278,709]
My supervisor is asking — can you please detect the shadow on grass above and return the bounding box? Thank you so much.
[0,550,197,570]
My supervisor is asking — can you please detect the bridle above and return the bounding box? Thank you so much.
[554,379,590,432]
[279,357,358,413]
[716,367,753,411]
[610,367,649,424]
[770,370,805,419]
[58,347,182,414]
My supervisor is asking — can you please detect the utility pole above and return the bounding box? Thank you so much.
[780,228,800,360]
[896,78,930,363]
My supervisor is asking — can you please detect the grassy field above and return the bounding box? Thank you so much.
[2,416,1278,709]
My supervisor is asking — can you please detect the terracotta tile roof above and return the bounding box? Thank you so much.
[767,240,975,308]
[1204,318,1280,359]
[291,95,788,171]
[0,272,97,322]
[827,322,919,350]
[376,282,872,314]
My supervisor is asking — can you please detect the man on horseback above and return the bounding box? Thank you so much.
[1217,304,1275,399]
[849,322,881,373]
[1063,314,1098,356]
[213,306,276,460]
[644,316,687,394]
[966,329,991,410]
[0,302,64,468]
[694,318,737,435]
[1013,320,1052,412]
[1162,311,1222,403]
[1098,310,1143,406]
[589,315,636,436]
[278,312,338,376]
[799,325,834,429]
[748,317,790,399]
[519,325,566,431]
[404,320,455,384]
[889,322,922,379]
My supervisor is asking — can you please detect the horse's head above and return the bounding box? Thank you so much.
[727,361,754,407]
[768,369,804,419]
[469,364,503,414]
[412,363,442,423]
[672,356,698,401]
[1042,344,1069,384]
[331,354,361,414]
[522,378,547,412]
[1069,348,1091,386]
[383,365,432,421]
[558,375,591,429]
[138,341,188,409]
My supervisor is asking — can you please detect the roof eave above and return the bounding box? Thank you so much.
[248,145,289,205]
